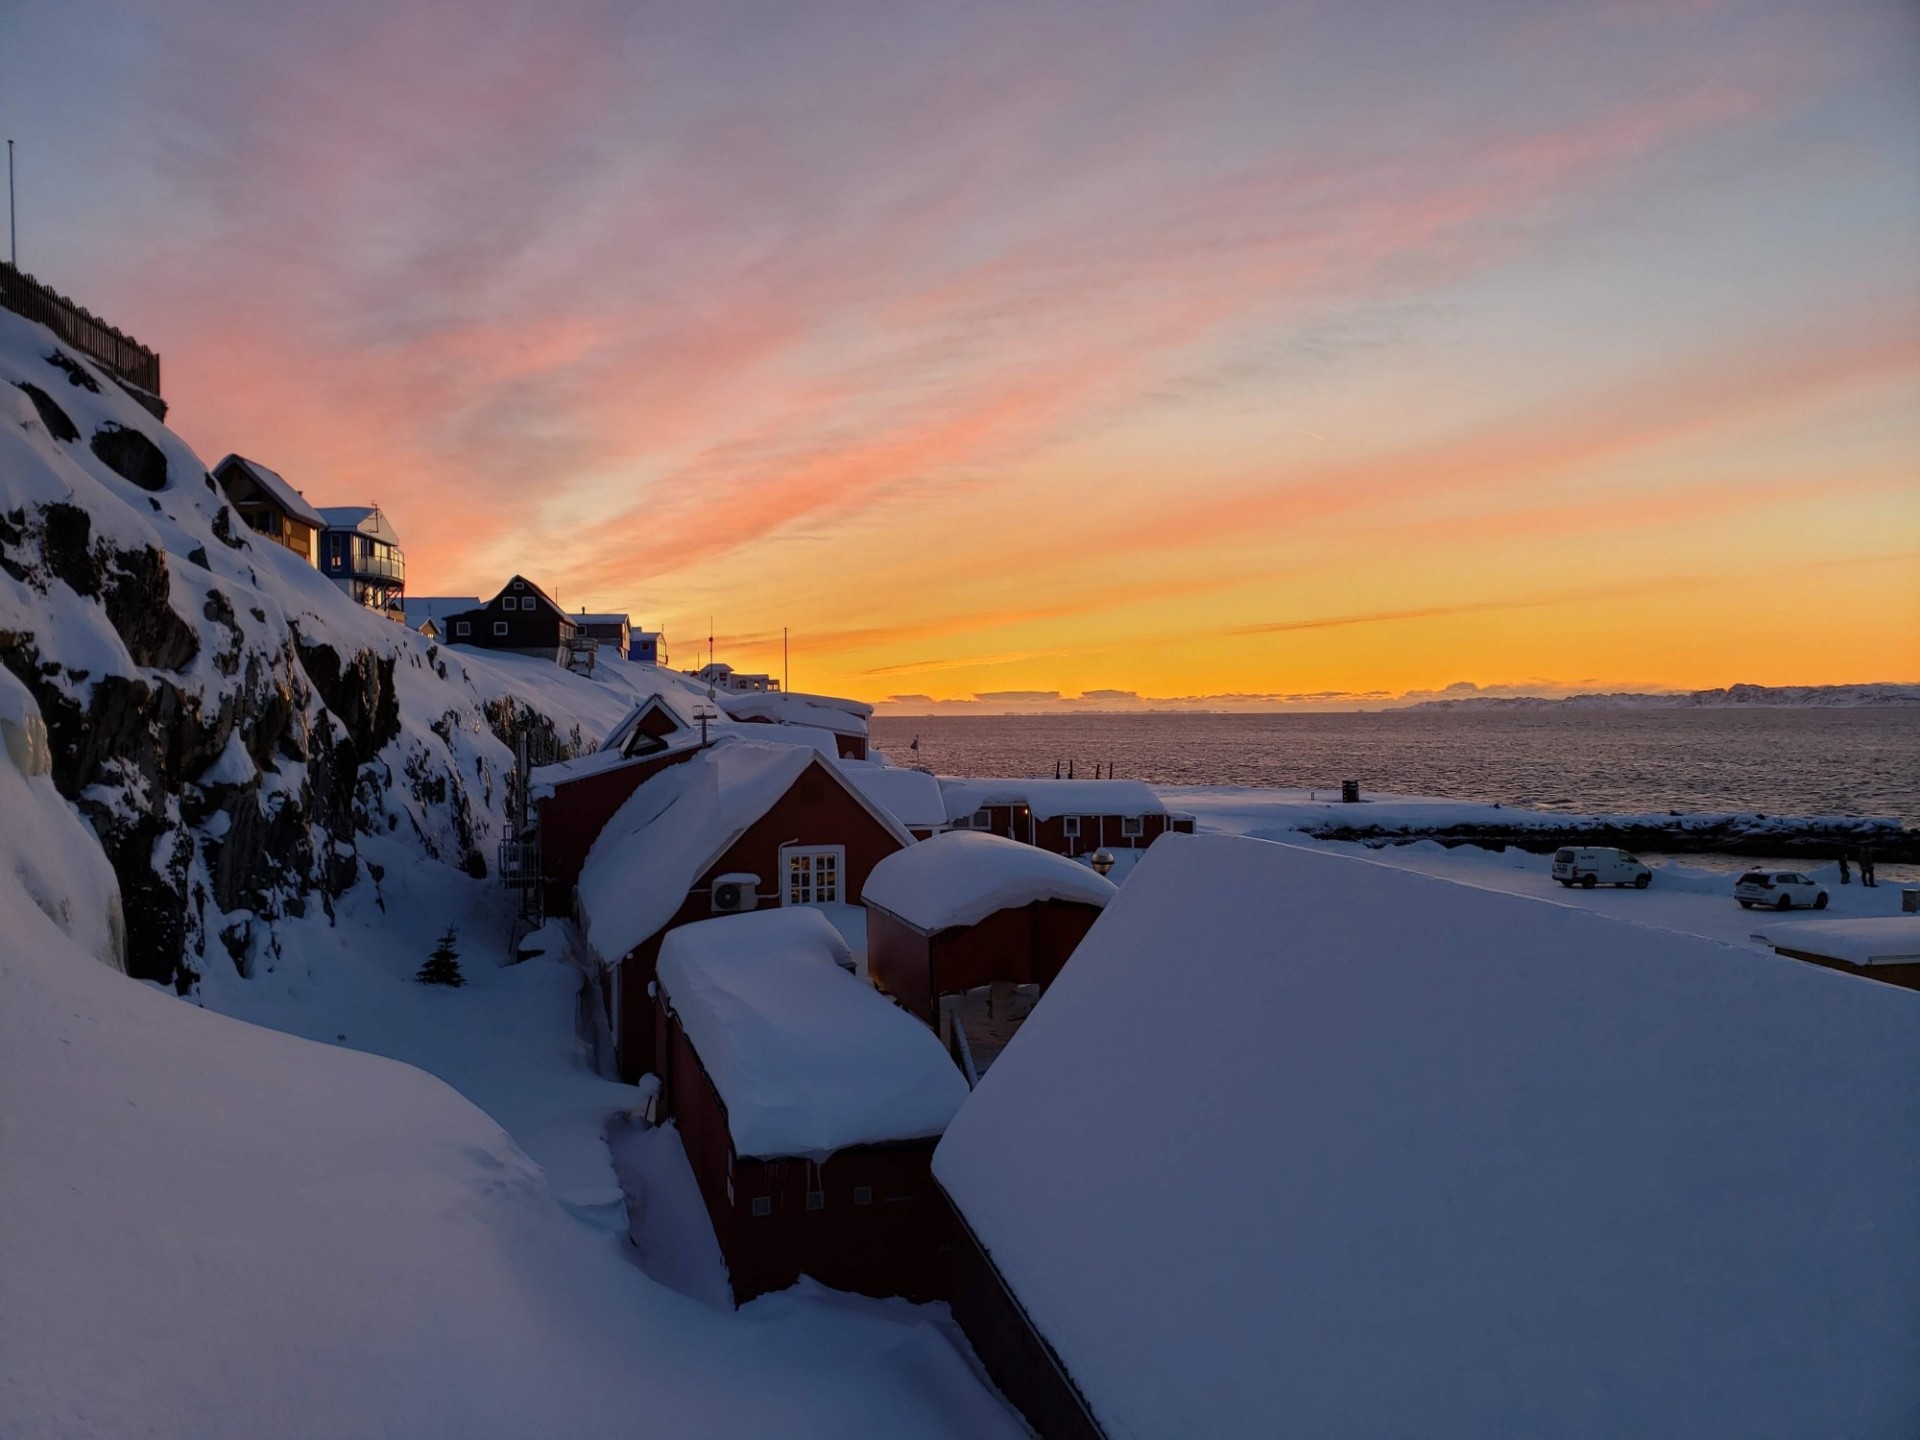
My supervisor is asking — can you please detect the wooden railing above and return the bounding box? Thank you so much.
[0,261,164,413]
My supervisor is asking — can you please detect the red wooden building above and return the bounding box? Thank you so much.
[718,689,873,760]
[864,831,1116,1030]
[576,736,913,1081]
[530,690,848,918]
[653,908,969,1305]
[938,778,1194,858]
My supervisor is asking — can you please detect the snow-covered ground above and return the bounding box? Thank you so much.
[1168,784,1918,950]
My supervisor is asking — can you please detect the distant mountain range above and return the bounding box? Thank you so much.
[1407,683,1920,712]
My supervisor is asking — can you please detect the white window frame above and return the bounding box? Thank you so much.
[512,579,526,591]
[501,595,518,610]
[972,809,993,831]
[780,844,846,906]
[1120,815,1145,838]
[493,620,509,637]
[454,620,470,637]
[1061,815,1081,838]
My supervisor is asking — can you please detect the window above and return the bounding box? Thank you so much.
[500,595,518,610]
[972,809,992,831]
[493,621,509,637]
[1121,815,1145,838]
[1061,815,1081,838]
[454,620,470,637]
[782,845,844,905]
[512,579,526,591]
[852,1186,873,1207]
[805,1190,825,1212]
[750,1196,772,1218]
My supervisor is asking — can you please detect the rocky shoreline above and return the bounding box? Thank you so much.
[1306,816,1920,864]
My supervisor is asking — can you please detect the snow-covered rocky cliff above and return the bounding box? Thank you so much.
[0,307,625,988]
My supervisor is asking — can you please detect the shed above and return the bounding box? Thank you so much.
[1759,917,1920,991]
[654,908,968,1305]
[720,689,872,760]
[934,835,1920,1440]
[577,737,913,1080]
[937,778,1194,856]
[864,832,1115,1069]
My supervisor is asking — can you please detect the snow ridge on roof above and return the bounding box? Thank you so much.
[934,834,1920,1440]
[1763,917,1920,966]
[838,764,947,830]
[317,505,402,545]
[657,909,967,1160]
[865,831,1116,932]
[938,776,1166,822]
[217,454,326,529]
[718,689,872,734]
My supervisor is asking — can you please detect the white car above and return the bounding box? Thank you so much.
[1735,870,1829,911]
[1552,847,1651,889]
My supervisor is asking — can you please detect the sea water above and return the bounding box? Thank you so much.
[870,708,1920,825]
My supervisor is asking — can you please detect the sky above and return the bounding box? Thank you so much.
[3,0,1916,712]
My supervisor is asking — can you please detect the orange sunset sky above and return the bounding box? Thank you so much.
[4,1,1916,710]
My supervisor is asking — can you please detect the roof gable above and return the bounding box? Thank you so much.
[577,739,911,962]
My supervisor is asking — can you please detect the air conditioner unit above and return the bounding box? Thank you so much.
[710,873,760,914]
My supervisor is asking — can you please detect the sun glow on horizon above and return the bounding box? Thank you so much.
[4,0,1916,706]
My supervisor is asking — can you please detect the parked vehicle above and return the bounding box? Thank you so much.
[1552,848,1652,889]
[1735,870,1829,910]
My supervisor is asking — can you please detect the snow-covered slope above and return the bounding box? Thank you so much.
[0,677,1019,1439]
[0,307,642,987]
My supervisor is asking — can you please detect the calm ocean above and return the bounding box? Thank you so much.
[870,709,1920,825]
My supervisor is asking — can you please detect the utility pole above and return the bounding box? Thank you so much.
[783,626,788,693]
[8,140,16,267]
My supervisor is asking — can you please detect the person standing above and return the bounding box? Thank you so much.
[1860,845,1878,887]
[1839,851,1852,884]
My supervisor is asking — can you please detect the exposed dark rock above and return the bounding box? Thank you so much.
[187,545,211,570]
[89,423,170,492]
[14,381,78,442]
[210,505,247,550]
[45,349,101,392]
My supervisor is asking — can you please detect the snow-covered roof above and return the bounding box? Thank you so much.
[718,689,873,735]
[403,597,481,628]
[865,831,1116,933]
[1762,917,1920,967]
[838,764,947,831]
[575,612,630,627]
[657,909,968,1161]
[938,776,1166,822]
[215,454,326,529]
[530,698,847,799]
[933,834,1920,1440]
[577,738,911,962]
[317,505,402,545]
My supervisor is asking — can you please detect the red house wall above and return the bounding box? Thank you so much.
[607,759,906,1079]
[659,998,951,1305]
[958,804,1185,857]
[868,899,1104,1025]
[535,747,697,916]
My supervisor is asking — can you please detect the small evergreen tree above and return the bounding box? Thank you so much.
[416,926,466,987]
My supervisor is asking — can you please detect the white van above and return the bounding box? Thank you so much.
[1552,847,1651,889]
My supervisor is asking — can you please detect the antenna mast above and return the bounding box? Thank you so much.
[8,140,16,266]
